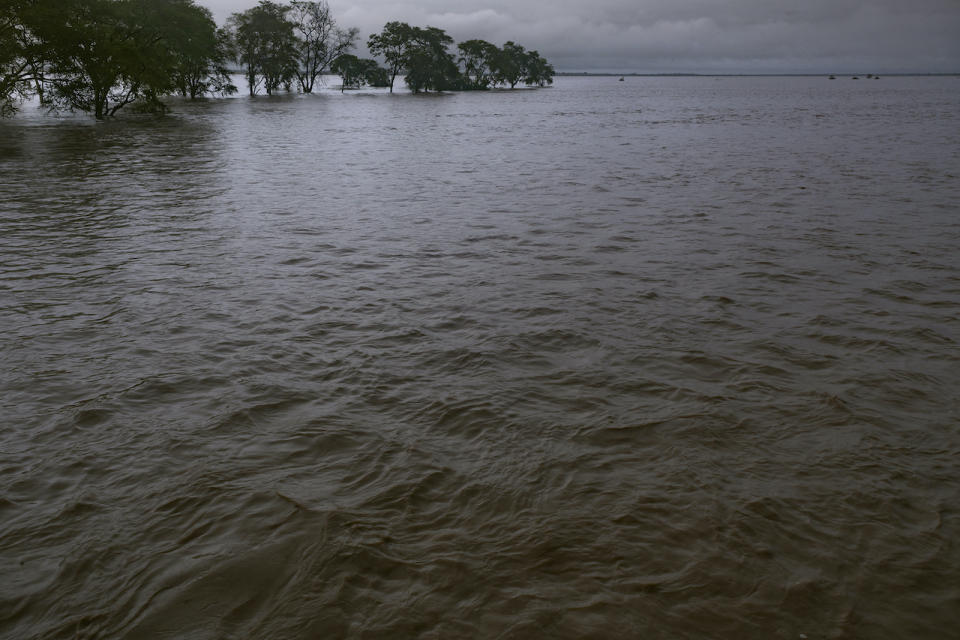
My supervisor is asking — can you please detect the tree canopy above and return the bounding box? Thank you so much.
[229,1,297,96]
[2,0,235,117]
[41,0,230,118]
[367,22,554,94]
[1,0,41,116]
[365,21,413,94]
[170,6,236,99]
[457,39,500,90]
[403,26,460,94]
[330,54,388,92]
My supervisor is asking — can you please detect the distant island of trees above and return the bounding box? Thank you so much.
[1,0,555,119]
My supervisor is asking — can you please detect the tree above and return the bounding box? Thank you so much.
[4,0,240,118]
[491,41,527,89]
[403,26,459,94]
[457,38,498,90]
[366,21,413,93]
[288,0,356,94]
[229,1,297,96]
[368,22,460,94]
[363,62,389,88]
[169,6,236,99]
[330,53,359,91]
[523,50,554,87]
[34,0,209,119]
[330,53,386,92]
[1,0,42,116]
[227,8,258,95]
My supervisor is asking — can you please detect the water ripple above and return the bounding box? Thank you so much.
[1,76,959,639]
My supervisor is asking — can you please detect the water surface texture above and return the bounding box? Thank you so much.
[1,76,959,639]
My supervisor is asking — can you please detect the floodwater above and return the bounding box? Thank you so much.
[1,76,958,639]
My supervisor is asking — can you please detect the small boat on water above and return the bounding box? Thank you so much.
[618,77,624,81]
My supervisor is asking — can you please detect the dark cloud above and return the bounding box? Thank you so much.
[204,0,960,72]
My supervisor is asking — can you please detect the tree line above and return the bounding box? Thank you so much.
[366,22,554,94]
[1,0,555,118]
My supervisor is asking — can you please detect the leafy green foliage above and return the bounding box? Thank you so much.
[330,53,387,92]
[478,41,555,89]
[36,0,216,118]
[228,1,297,96]
[523,51,555,87]
[1,0,228,117]
[363,29,555,93]
[1,0,41,116]
[457,39,499,90]
[492,41,526,89]
[363,63,389,88]
[368,23,482,94]
[403,26,459,94]
[366,21,414,94]
[171,10,237,99]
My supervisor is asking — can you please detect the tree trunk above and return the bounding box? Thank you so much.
[94,88,106,120]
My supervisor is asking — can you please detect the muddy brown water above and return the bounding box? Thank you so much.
[1,76,958,639]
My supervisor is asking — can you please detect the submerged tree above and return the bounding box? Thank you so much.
[403,26,460,94]
[491,41,527,89]
[457,38,499,90]
[364,63,390,88]
[1,0,41,116]
[171,8,237,99]
[330,53,387,92]
[229,1,297,96]
[31,0,218,118]
[367,22,462,94]
[523,50,555,87]
[3,0,239,117]
[330,53,360,91]
[366,21,413,94]
[288,0,357,94]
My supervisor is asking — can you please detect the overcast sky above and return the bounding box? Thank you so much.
[203,0,960,73]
